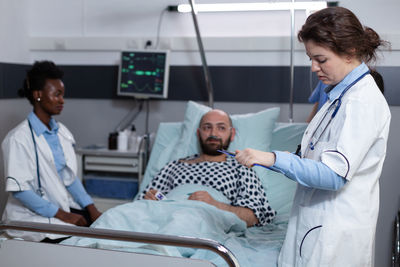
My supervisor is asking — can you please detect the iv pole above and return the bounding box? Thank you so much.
[289,0,295,123]
[188,0,215,108]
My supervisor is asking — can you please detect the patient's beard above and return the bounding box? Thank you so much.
[199,135,231,156]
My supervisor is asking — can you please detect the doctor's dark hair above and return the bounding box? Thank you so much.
[297,7,388,64]
[18,60,64,105]
[370,69,384,95]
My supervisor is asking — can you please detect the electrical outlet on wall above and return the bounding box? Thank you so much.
[144,39,154,49]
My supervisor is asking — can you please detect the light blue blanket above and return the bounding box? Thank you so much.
[62,198,288,267]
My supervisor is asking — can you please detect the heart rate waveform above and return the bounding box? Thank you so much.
[118,50,169,98]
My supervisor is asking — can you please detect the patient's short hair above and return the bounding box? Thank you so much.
[199,109,233,127]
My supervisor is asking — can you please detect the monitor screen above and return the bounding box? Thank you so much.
[117,50,169,99]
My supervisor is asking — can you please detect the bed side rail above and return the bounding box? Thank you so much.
[393,210,400,267]
[0,220,240,267]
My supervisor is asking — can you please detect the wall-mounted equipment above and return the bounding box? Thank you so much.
[117,50,170,99]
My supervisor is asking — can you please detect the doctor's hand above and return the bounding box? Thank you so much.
[188,191,217,206]
[235,148,276,168]
[85,204,102,223]
[143,188,158,200]
[55,208,88,227]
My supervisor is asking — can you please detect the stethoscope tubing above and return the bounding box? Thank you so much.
[28,120,44,197]
[306,70,370,153]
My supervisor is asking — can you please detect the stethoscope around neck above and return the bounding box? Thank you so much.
[28,120,44,197]
[306,70,370,154]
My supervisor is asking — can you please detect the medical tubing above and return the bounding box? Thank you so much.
[0,220,240,267]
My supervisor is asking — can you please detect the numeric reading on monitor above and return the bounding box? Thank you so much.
[118,50,169,99]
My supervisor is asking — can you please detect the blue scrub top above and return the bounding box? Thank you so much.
[308,81,328,111]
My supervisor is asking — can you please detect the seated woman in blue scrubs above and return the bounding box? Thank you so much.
[2,61,102,242]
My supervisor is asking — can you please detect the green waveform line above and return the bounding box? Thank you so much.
[120,81,163,93]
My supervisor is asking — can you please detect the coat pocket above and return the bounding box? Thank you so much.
[296,205,325,264]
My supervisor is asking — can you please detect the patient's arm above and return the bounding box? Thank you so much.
[189,191,259,227]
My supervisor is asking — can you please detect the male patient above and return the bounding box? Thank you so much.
[138,109,275,227]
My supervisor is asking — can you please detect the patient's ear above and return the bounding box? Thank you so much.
[230,128,236,142]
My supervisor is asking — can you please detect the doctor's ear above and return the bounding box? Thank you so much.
[32,90,42,102]
[346,49,357,63]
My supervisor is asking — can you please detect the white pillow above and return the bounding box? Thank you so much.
[170,101,280,159]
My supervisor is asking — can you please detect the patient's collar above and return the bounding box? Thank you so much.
[180,153,228,164]
[199,153,227,163]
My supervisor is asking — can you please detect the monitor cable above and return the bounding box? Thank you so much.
[114,99,143,133]
[154,8,167,49]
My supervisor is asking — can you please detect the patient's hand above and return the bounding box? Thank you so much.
[144,188,158,200]
[188,191,217,206]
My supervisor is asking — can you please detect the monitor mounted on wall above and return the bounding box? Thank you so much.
[117,50,170,99]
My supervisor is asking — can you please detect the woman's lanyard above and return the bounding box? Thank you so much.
[28,120,44,197]
[307,70,370,153]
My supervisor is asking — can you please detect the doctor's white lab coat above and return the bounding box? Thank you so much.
[278,74,391,267]
[2,119,81,241]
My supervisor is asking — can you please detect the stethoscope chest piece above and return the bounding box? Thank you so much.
[309,142,315,151]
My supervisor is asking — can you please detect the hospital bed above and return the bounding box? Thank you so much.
[0,101,307,267]
[393,209,400,267]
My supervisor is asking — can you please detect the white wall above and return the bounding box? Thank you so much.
[0,0,30,63]
[1,1,400,266]
[25,0,400,67]
[0,0,30,236]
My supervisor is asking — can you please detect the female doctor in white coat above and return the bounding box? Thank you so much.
[2,61,101,242]
[235,7,391,267]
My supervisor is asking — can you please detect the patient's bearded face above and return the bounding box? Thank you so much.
[198,110,233,156]
[199,133,231,156]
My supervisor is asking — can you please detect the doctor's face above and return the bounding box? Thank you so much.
[197,110,235,156]
[305,40,354,86]
[36,79,65,116]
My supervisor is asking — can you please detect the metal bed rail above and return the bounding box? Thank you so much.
[0,220,240,267]
[392,210,400,267]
